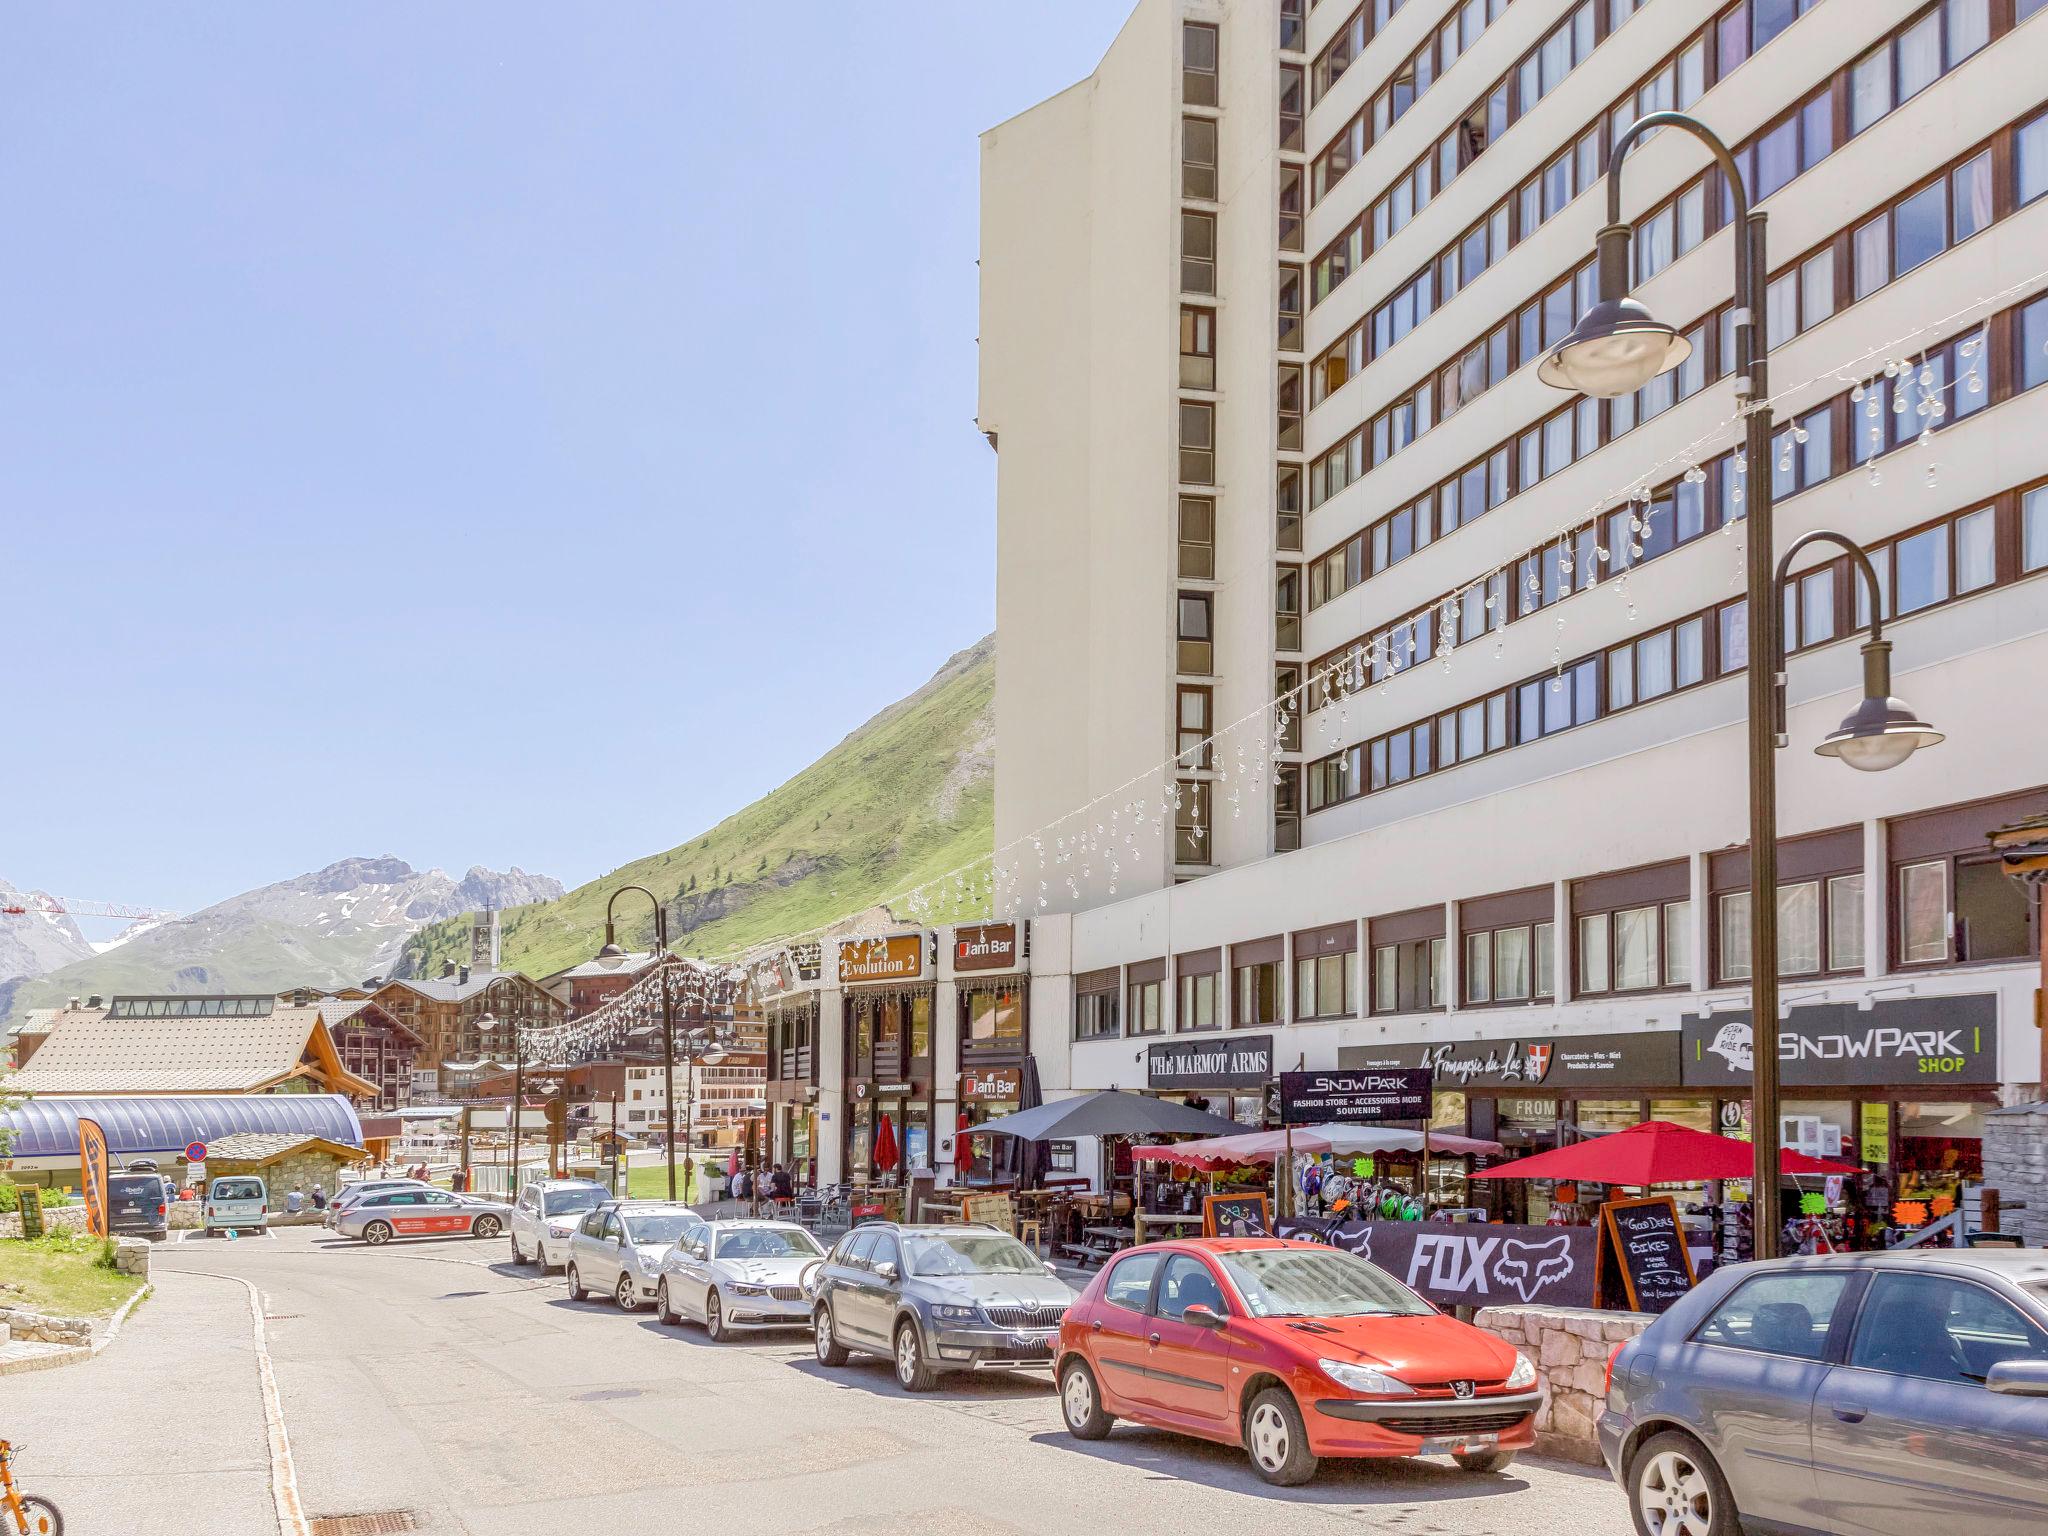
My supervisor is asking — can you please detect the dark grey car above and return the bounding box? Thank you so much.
[808,1222,1077,1391]
[1600,1250,2048,1535]
[106,1171,170,1242]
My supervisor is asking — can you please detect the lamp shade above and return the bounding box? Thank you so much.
[1536,297,1690,398]
[1815,695,1944,770]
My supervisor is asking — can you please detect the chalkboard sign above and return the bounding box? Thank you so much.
[16,1186,44,1240]
[1600,1196,1696,1314]
[1204,1192,1271,1238]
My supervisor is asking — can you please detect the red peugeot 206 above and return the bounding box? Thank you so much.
[1056,1237,1541,1486]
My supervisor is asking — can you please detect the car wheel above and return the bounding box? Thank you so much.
[1059,1358,1113,1440]
[1630,1431,1738,1536]
[656,1279,678,1325]
[814,1304,849,1366]
[893,1320,938,1393]
[363,1221,392,1247]
[509,1235,525,1264]
[1243,1387,1318,1487]
[615,1274,639,1311]
[705,1288,733,1341]
[1454,1448,1518,1474]
[473,1215,501,1240]
[566,1264,587,1302]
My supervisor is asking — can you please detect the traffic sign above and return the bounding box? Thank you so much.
[184,1141,207,1162]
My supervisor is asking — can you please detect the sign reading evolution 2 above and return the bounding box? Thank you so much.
[1148,1033,1274,1090]
[837,933,928,984]
[1338,1029,1681,1090]
[1680,994,1999,1088]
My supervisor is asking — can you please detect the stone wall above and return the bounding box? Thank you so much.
[0,1306,94,1346]
[1473,1305,1651,1465]
[0,1205,91,1241]
[207,1148,356,1203]
[1984,1102,2048,1249]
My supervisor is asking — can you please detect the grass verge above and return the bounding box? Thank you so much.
[0,1233,146,1319]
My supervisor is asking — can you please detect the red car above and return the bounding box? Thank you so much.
[1056,1237,1541,1485]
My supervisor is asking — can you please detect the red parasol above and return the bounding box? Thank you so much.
[727,1148,738,1178]
[872,1113,900,1173]
[1470,1120,1859,1183]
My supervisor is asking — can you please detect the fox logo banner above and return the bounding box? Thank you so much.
[78,1117,110,1239]
[1275,1218,1597,1309]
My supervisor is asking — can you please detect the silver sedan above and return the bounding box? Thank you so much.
[654,1219,826,1340]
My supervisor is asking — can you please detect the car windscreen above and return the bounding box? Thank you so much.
[108,1176,160,1198]
[543,1188,606,1218]
[903,1233,1043,1277]
[716,1228,823,1261]
[210,1179,265,1202]
[623,1212,696,1245]
[1217,1247,1434,1319]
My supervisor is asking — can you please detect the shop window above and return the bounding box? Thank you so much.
[1177,972,1219,1032]
[964,988,1022,1048]
[1127,978,1164,1036]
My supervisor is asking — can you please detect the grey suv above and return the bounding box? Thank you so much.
[1601,1249,2048,1535]
[808,1222,1076,1391]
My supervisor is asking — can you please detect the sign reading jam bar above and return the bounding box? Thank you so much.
[953,922,1023,973]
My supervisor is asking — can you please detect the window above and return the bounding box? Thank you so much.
[1127,977,1164,1035]
[1182,22,1218,107]
[1828,873,1865,972]
[1179,308,1215,390]
[1664,901,1693,985]
[1178,400,1214,485]
[1104,1251,1161,1312]
[1780,881,1820,974]
[1177,685,1212,769]
[1275,567,1302,652]
[1695,1271,1851,1361]
[1279,164,1305,252]
[1953,153,1992,244]
[1614,906,1659,990]
[1295,949,1356,1020]
[1075,981,1120,1040]
[1279,64,1305,154]
[1182,211,1216,294]
[1895,523,1949,613]
[1955,506,1995,593]
[1900,859,1949,963]
[2026,298,2048,393]
[1175,781,1212,865]
[1177,971,1218,1032]
[1894,181,1947,278]
[1577,913,1609,994]
[1234,960,1280,1027]
[1493,926,1531,1001]
[2025,486,2048,574]
[1278,267,1304,355]
[2022,112,2048,207]
[1463,931,1491,1004]
[1719,890,1752,982]
[1158,1253,1228,1320]
[1178,496,1214,581]
[1849,45,1892,136]
[1182,117,1217,201]
[1850,1272,2048,1383]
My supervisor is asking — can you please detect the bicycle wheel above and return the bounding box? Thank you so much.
[19,1495,63,1535]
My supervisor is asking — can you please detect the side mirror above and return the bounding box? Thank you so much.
[1987,1360,2048,1397]
[1045,1262,1061,1276]
[1181,1304,1227,1331]
[875,1261,900,1283]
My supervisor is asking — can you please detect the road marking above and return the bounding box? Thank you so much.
[183,1268,310,1536]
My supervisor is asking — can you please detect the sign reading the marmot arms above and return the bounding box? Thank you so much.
[1147,1033,1273,1089]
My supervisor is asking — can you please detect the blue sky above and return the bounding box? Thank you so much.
[0,4,1125,925]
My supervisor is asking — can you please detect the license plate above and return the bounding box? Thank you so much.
[1418,1432,1497,1457]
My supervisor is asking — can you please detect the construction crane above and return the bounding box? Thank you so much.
[0,894,180,922]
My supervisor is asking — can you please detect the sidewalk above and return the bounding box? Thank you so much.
[0,1268,274,1534]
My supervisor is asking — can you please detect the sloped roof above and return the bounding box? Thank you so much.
[314,996,424,1046]
[545,951,667,982]
[374,969,544,1004]
[201,1132,365,1167]
[9,1001,377,1097]
[0,1093,363,1159]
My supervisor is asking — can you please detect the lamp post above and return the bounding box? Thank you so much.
[475,973,536,1195]
[600,884,676,1200]
[1542,113,1941,1259]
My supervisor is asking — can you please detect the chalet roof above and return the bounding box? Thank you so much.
[315,996,424,1046]
[374,970,546,1005]
[545,951,670,982]
[200,1132,366,1167]
[10,1000,378,1098]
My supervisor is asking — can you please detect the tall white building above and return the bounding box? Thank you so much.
[979,0,2048,1189]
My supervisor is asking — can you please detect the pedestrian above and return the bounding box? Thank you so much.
[770,1162,793,1204]
[285,1185,306,1216]
[310,1185,328,1212]
[733,1165,753,1206]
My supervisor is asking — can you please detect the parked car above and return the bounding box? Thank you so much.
[106,1171,170,1242]
[1601,1249,2048,1536]
[204,1176,270,1236]
[324,1178,431,1228]
[334,1188,503,1245]
[509,1178,610,1271]
[565,1202,703,1310]
[810,1222,1076,1391]
[655,1219,825,1339]
[1057,1237,1538,1486]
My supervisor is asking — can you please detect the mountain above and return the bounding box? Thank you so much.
[0,879,96,985]
[0,858,563,1022]
[396,634,996,982]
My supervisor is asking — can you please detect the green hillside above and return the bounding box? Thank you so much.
[397,634,996,980]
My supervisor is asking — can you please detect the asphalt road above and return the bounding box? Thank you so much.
[1,1227,1636,1535]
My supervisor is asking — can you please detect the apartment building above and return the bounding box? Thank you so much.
[979,0,2048,1192]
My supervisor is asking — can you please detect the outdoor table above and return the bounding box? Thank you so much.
[1134,1211,1204,1243]
[919,1198,966,1223]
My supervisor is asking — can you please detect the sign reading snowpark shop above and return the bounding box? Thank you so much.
[1278,1068,1432,1125]
[1680,995,1998,1088]
[837,933,928,984]
[1148,1033,1273,1090]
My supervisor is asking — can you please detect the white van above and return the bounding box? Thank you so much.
[205,1175,269,1235]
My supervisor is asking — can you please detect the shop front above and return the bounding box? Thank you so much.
[952,921,1031,1186]
[838,932,936,1186]
[1136,1033,1275,1213]
[764,993,819,1183]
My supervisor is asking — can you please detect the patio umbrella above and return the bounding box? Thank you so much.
[960,1088,1245,1142]
[1469,1119,1859,1183]
[1131,1124,1429,1169]
[872,1112,900,1174]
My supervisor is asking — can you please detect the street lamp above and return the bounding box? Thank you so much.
[603,884,678,1200]
[475,973,536,1194]
[1544,112,1940,1259]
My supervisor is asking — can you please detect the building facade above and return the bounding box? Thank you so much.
[367,965,567,1097]
[976,0,2048,1214]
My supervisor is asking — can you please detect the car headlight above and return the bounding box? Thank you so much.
[1507,1352,1537,1391]
[929,1304,980,1323]
[546,1221,575,1237]
[1318,1358,1416,1397]
[731,1283,769,1296]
